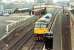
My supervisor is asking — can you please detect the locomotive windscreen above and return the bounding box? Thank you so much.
[35,22,47,28]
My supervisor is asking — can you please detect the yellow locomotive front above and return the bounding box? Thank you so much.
[33,22,49,40]
[34,22,49,34]
[33,13,53,41]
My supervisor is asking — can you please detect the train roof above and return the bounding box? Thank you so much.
[36,13,52,24]
[17,8,29,11]
[32,8,45,11]
[37,17,50,23]
[43,13,52,18]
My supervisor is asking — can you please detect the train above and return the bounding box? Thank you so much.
[33,13,53,40]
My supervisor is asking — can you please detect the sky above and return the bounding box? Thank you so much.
[1,0,70,3]
[1,0,34,3]
[53,0,70,3]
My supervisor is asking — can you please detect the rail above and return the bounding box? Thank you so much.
[9,31,33,50]
[7,22,34,50]
[48,9,62,32]
[29,42,44,50]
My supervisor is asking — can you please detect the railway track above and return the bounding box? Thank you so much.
[20,37,44,50]
[21,37,34,50]
[7,23,34,50]
[29,41,44,50]
[10,31,32,50]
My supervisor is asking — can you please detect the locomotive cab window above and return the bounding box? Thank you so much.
[35,22,47,28]
[45,16,50,19]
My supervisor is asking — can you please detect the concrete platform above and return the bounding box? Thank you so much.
[70,12,74,50]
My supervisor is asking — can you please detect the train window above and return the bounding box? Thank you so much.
[35,24,40,28]
[35,23,41,28]
[46,24,48,27]
[45,16,49,19]
[35,22,47,28]
[41,24,46,28]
